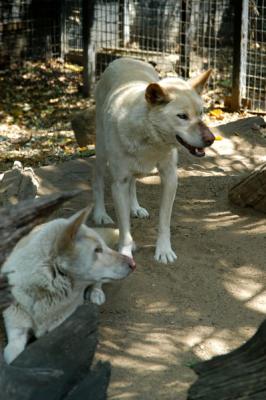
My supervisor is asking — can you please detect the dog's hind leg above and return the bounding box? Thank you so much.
[130,177,149,218]
[93,148,114,225]
[3,305,33,364]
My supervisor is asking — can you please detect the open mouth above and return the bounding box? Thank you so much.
[176,135,205,157]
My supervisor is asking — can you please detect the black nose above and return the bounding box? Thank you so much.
[204,137,215,147]
[199,121,215,147]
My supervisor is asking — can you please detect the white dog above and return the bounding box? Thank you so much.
[93,58,215,263]
[2,207,135,364]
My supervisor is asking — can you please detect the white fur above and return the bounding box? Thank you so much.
[2,209,134,363]
[93,58,212,263]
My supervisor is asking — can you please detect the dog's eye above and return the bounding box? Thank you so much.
[177,113,189,120]
[94,246,103,253]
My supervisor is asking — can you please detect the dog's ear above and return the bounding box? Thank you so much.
[188,69,212,94]
[57,206,93,251]
[145,83,170,104]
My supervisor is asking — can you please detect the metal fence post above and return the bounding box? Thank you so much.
[231,0,249,110]
[82,0,96,97]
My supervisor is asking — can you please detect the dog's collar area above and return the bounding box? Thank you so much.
[176,135,205,157]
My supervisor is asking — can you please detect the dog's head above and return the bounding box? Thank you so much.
[54,208,135,284]
[145,69,215,157]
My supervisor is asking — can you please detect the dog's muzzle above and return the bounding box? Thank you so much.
[122,255,136,271]
[176,121,215,157]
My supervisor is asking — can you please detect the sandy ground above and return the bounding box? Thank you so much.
[1,116,266,399]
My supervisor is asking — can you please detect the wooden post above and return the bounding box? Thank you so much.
[179,0,191,78]
[82,0,96,97]
[118,0,130,48]
[60,0,67,60]
[231,0,249,111]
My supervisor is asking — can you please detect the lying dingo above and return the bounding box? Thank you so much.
[2,207,135,364]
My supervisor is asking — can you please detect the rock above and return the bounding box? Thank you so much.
[71,107,96,147]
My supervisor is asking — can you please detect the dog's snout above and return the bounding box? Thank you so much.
[199,121,215,147]
[203,136,215,147]
[122,255,136,271]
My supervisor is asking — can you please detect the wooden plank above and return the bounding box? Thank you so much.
[0,305,110,400]
[212,116,265,136]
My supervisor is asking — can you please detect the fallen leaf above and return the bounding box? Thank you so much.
[209,109,225,120]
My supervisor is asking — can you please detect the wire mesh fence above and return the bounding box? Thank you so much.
[89,0,234,92]
[246,0,266,111]
[0,0,265,112]
[0,0,61,67]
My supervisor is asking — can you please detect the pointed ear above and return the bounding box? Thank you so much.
[145,83,170,104]
[188,69,212,94]
[57,205,93,251]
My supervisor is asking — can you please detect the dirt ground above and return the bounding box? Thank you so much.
[1,115,266,399]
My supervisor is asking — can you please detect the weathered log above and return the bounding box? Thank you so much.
[228,163,266,213]
[0,161,39,207]
[0,304,110,400]
[187,318,266,399]
[0,190,82,310]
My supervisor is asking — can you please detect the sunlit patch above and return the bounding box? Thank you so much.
[223,266,266,313]
[180,327,215,348]
[247,292,266,313]
[138,175,160,185]
[144,301,177,314]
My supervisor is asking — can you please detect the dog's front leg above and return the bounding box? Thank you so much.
[155,158,178,264]
[3,305,32,364]
[112,177,134,257]
[90,282,106,306]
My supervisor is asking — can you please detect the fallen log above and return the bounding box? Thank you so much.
[0,161,39,207]
[228,163,266,213]
[187,318,266,399]
[0,304,111,400]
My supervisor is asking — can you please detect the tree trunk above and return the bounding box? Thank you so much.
[187,318,266,399]
[228,163,266,213]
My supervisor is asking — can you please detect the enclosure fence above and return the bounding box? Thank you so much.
[0,0,265,112]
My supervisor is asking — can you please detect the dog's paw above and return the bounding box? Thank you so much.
[93,211,114,225]
[119,242,136,258]
[131,206,149,219]
[90,288,106,306]
[154,243,177,264]
[4,344,23,364]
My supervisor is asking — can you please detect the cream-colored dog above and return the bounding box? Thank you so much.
[93,58,215,263]
[2,207,135,364]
